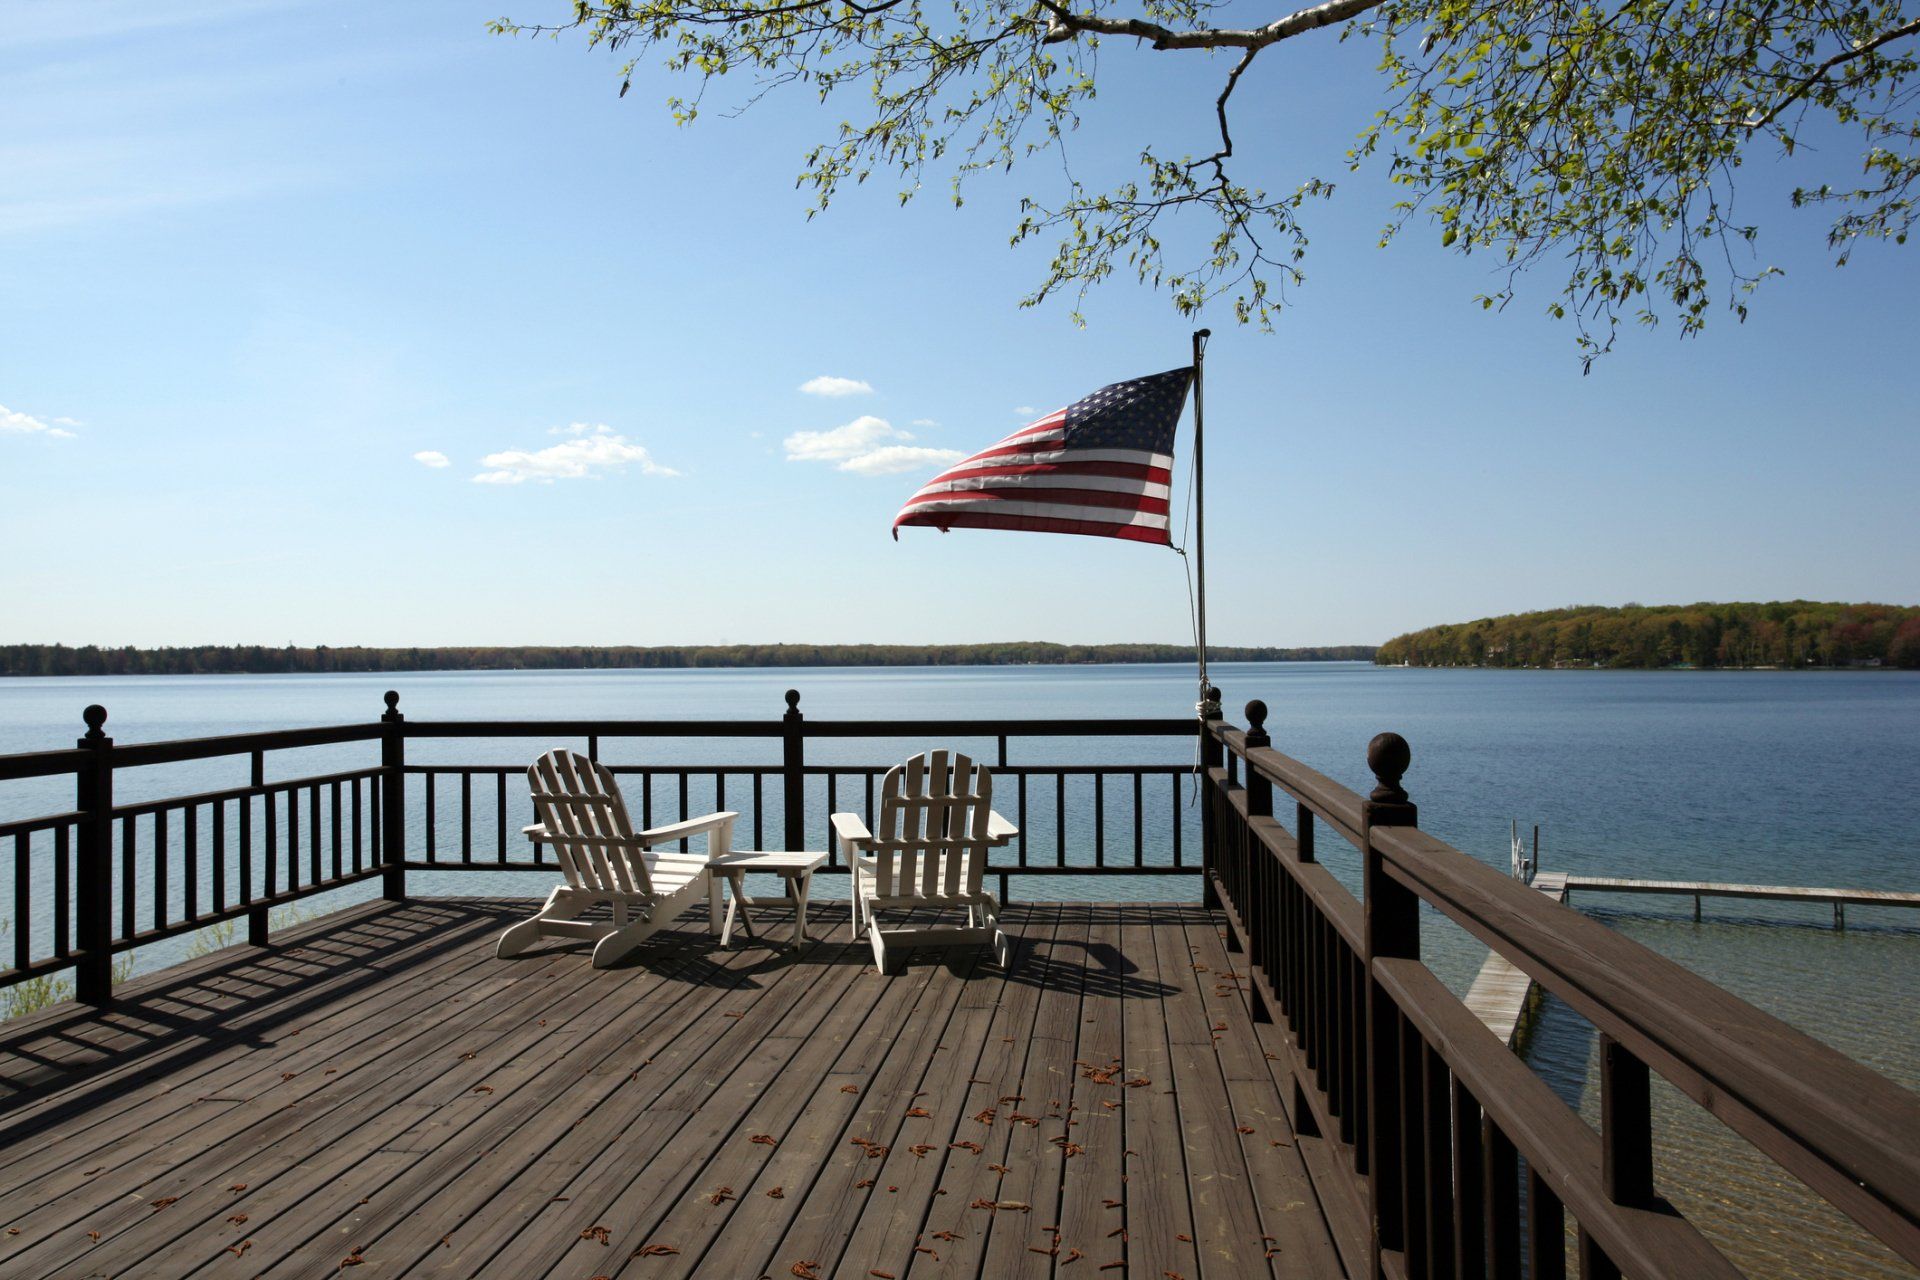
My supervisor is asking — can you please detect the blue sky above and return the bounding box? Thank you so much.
[2,0,1915,649]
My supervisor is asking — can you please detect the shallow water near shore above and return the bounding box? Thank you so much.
[3,661,1916,1274]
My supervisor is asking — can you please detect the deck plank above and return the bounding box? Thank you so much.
[0,899,1345,1280]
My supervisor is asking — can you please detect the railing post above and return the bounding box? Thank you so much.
[1198,683,1222,910]
[381,691,407,901]
[1362,731,1419,1279]
[248,750,270,946]
[782,689,805,854]
[74,705,115,1007]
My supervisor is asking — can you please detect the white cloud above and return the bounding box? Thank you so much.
[783,415,901,462]
[839,445,965,476]
[412,450,450,468]
[799,375,875,398]
[1013,405,1039,416]
[910,418,940,428]
[783,416,960,475]
[472,424,679,485]
[1,402,77,439]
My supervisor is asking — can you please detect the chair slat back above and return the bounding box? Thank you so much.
[528,750,653,896]
[870,750,991,900]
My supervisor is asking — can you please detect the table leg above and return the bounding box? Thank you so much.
[792,872,812,945]
[722,884,740,947]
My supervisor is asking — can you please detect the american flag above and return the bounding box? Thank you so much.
[892,367,1194,545]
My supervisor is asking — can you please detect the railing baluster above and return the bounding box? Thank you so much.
[309,782,321,884]
[12,831,28,972]
[1424,1043,1455,1278]
[496,772,507,863]
[1019,773,1029,867]
[1055,773,1065,867]
[425,772,437,862]
[183,805,198,921]
[752,772,764,849]
[1364,732,1419,1275]
[352,780,364,873]
[1484,1119,1520,1280]
[331,780,344,880]
[1094,773,1105,867]
[461,771,473,864]
[677,772,690,851]
[1399,1010,1429,1279]
[213,799,227,913]
[75,706,114,1004]
[119,813,136,942]
[1527,1166,1566,1280]
[288,785,302,893]
[1450,1077,1484,1280]
[1132,772,1143,866]
[1168,772,1179,866]
[54,823,71,957]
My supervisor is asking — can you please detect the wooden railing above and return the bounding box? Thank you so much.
[0,689,1198,1006]
[1199,693,1920,1280]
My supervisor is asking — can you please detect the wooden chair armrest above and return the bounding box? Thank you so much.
[986,810,1019,844]
[636,810,740,848]
[523,823,549,842]
[831,811,873,858]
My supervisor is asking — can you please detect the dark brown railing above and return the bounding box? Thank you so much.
[1198,692,1920,1280]
[0,689,1197,1005]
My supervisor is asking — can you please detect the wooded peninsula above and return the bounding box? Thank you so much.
[0,642,1377,678]
[1376,602,1920,670]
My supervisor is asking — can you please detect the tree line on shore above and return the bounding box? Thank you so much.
[0,642,1378,678]
[1376,602,1920,670]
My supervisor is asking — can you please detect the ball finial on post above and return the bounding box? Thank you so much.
[784,689,801,712]
[1199,684,1222,719]
[82,704,108,740]
[1244,700,1270,748]
[1367,732,1412,805]
[383,690,400,712]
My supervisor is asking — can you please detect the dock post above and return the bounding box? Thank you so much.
[1240,700,1273,1020]
[1198,684,1222,910]
[1835,901,1845,930]
[1362,731,1419,1278]
[380,691,407,902]
[74,705,115,1006]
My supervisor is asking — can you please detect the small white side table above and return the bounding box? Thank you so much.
[709,851,830,947]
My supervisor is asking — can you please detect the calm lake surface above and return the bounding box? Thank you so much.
[2,662,1916,1275]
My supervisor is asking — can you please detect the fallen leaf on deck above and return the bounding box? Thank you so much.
[229,1183,248,1192]
[870,1271,896,1279]
[339,1245,366,1267]
[227,1214,249,1225]
[633,1243,680,1257]
[948,1141,982,1153]
[150,1197,177,1211]
[989,1164,1010,1174]
[472,1085,494,1094]
[750,1134,778,1146]
[856,1178,876,1189]
[1236,1126,1255,1134]
[905,1107,931,1118]
[767,1187,786,1198]
[1176,1233,1191,1241]
[581,1225,612,1245]
[707,1186,736,1206]
[791,1262,822,1279]
[841,1084,861,1094]
[226,1240,252,1257]
[908,1144,934,1157]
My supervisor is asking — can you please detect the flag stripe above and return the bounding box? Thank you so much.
[894,510,1173,543]
[901,486,1170,515]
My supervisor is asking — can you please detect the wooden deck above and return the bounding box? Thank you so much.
[0,898,1343,1280]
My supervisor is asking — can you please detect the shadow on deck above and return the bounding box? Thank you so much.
[0,899,1343,1280]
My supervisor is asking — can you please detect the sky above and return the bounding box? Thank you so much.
[2,0,1915,649]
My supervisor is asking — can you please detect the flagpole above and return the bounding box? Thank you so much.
[1191,328,1212,711]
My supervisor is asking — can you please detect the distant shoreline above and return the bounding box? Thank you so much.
[0,642,1378,678]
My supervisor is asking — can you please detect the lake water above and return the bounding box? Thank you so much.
[2,662,1916,1275]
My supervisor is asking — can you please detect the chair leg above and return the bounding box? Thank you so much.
[849,889,864,941]
[592,916,661,968]
[869,919,891,974]
[496,887,578,958]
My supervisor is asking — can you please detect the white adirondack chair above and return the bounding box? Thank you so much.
[832,749,1009,973]
[496,750,735,968]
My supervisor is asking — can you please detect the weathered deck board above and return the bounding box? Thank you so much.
[0,899,1345,1280]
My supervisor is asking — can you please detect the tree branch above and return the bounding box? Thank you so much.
[1734,15,1920,130]
[1040,0,1383,51]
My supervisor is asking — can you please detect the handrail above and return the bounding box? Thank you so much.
[1197,692,1920,1278]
